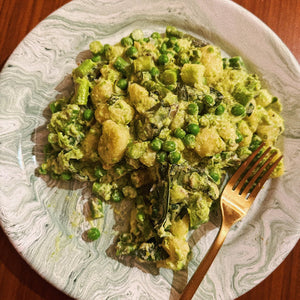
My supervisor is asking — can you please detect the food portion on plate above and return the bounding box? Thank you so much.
[39,26,284,271]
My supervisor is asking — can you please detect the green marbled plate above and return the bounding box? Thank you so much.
[0,0,299,299]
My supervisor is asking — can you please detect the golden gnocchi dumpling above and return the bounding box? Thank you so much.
[91,79,113,106]
[180,63,205,86]
[98,120,130,168]
[80,125,101,161]
[94,103,110,124]
[128,83,157,113]
[108,99,135,124]
[157,215,190,270]
[170,215,189,238]
[245,105,267,132]
[255,89,273,107]
[157,235,190,270]
[217,119,238,151]
[139,148,157,167]
[95,99,135,125]
[200,45,223,84]
[100,64,121,82]
[256,124,282,146]
[194,127,226,157]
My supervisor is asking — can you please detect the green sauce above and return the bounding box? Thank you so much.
[40,26,284,271]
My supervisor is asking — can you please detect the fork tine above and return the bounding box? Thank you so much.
[234,146,271,192]
[240,150,278,197]
[247,155,283,201]
[227,142,265,187]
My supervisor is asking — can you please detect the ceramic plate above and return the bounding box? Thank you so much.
[0,0,299,299]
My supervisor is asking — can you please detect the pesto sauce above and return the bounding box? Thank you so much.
[40,26,284,271]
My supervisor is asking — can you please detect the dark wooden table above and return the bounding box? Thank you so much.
[0,0,299,299]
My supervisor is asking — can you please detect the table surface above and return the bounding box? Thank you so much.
[0,0,299,299]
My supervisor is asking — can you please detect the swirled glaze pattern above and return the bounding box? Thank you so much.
[0,0,299,299]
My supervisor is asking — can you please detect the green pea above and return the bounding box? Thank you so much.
[151,32,161,39]
[162,140,176,152]
[183,134,196,148]
[111,189,123,202]
[166,25,183,38]
[215,104,225,115]
[87,227,100,241]
[61,172,72,181]
[48,132,58,144]
[160,42,168,53]
[236,131,244,143]
[117,78,128,90]
[187,103,198,115]
[89,40,103,55]
[186,123,200,136]
[209,171,219,182]
[161,69,177,85]
[121,37,133,47]
[173,128,186,139]
[150,138,163,151]
[103,44,111,51]
[249,135,262,151]
[130,29,144,41]
[207,46,214,53]
[136,211,145,222]
[91,55,101,62]
[166,37,177,48]
[157,151,167,163]
[94,166,107,179]
[168,151,181,164]
[231,104,245,116]
[39,166,47,175]
[150,67,160,77]
[203,94,215,106]
[126,46,138,58]
[83,109,93,121]
[173,45,180,53]
[158,54,169,65]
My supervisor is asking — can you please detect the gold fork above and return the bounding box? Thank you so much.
[180,143,283,300]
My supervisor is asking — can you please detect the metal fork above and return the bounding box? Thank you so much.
[179,143,283,300]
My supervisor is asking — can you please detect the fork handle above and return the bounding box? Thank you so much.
[179,222,231,300]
